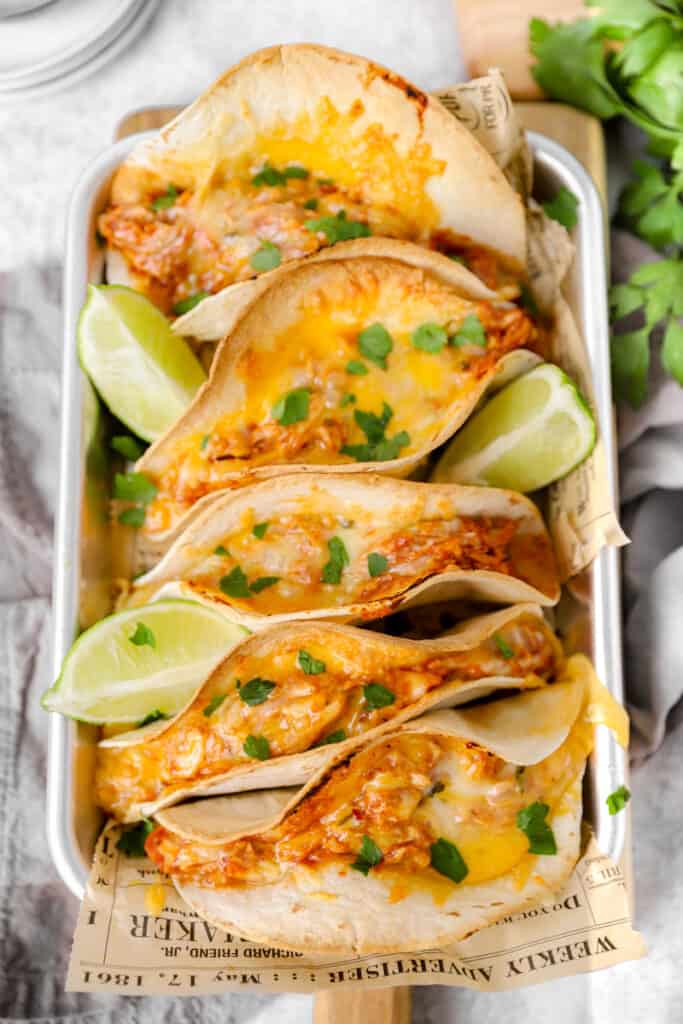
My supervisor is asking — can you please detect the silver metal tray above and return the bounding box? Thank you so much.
[47,130,626,899]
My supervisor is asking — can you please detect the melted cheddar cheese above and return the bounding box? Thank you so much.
[96,613,559,821]
[145,715,592,894]
[100,103,512,312]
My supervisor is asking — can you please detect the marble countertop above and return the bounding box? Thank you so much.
[2,2,678,1021]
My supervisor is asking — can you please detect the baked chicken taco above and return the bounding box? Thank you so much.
[132,242,541,541]
[128,473,560,626]
[96,604,562,822]
[144,659,627,954]
[98,44,526,316]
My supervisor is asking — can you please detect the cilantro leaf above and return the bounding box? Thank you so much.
[243,734,271,760]
[412,322,448,353]
[297,649,326,675]
[354,402,393,443]
[619,160,683,247]
[661,320,683,386]
[249,575,280,593]
[543,187,579,229]
[118,506,146,528]
[252,522,269,539]
[219,566,251,598]
[239,677,276,706]
[367,552,388,577]
[345,360,369,376]
[114,472,157,504]
[321,536,350,584]
[606,784,631,815]
[172,291,210,316]
[250,241,282,271]
[116,819,154,857]
[516,801,558,855]
[137,709,167,728]
[430,837,469,884]
[150,185,178,211]
[357,323,393,369]
[214,545,230,557]
[203,693,228,717]
[129,622,156,648]
[450,314,487,348]
[363,683,395,709]
[252,163,308,186]
[303,198,319,210]
[111,435,146,461]
[530,18,623,120]
[315,728,347,747]
[351,835,383,875]
[272,387,310,425]
[305,210,371,243]
[493,633,514,659]
[340,393,357,407]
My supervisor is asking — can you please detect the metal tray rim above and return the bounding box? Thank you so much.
[47,130,626,900]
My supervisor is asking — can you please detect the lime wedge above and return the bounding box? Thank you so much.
[42,600,248,724]
[433,363,596,492]
[78,285,206,443]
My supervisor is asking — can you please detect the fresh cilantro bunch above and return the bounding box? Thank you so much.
[530,0,683,404]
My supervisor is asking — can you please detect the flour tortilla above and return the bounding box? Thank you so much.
[154,676,587,953]
[107,44,526,297]
[128,473,560,627]
[136,242,540,542]
[100,604,562,822]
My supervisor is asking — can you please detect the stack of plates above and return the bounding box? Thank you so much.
[0,0,159,103]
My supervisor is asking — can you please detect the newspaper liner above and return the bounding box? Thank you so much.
[66,73,637,994]
[67,822,643,995]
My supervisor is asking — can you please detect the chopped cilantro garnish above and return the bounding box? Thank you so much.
[129,622,156,648]
[203,693,228,717]
[118,506,146,528]
[252,521,269,539]
[243,734,271,760]
[543,187,579,229]
[200,434,210,450]
[114,472,157,505]
[214,545,230,556]
[321,536,350,584]
[272,387,310,425]
[367,552,388,577]
[340,402,410,462]
[430,838,468,883]
[137,709,167,728]
[340,393,357,407]
[304,209,370,244]
[363,683,395,709]
[250,240,282,272]
[252,163,308,186]
[606,785,631,816]
[249,575,280,593]
[172,291,210,316]
[317,177,334,186]
[516,801,557,855]
[303,197,319,210]
[351,835,383,875]
[111,435,145,461]
[519,283,540,318]
[357,323,393,369]
[116,819,155,857]
[450,314,487,348]
[239,677,276,706]
[150,185,177,211]
[297,650,326,675]
[315,728,347,747]
[412,322,448,353]
[493,633,514,659]
[345,360,369,376]
[219,566,251,598]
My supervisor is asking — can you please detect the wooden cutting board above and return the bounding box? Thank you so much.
[114,55,605,1024]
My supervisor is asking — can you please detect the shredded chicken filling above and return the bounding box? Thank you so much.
[95,615,559,821]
